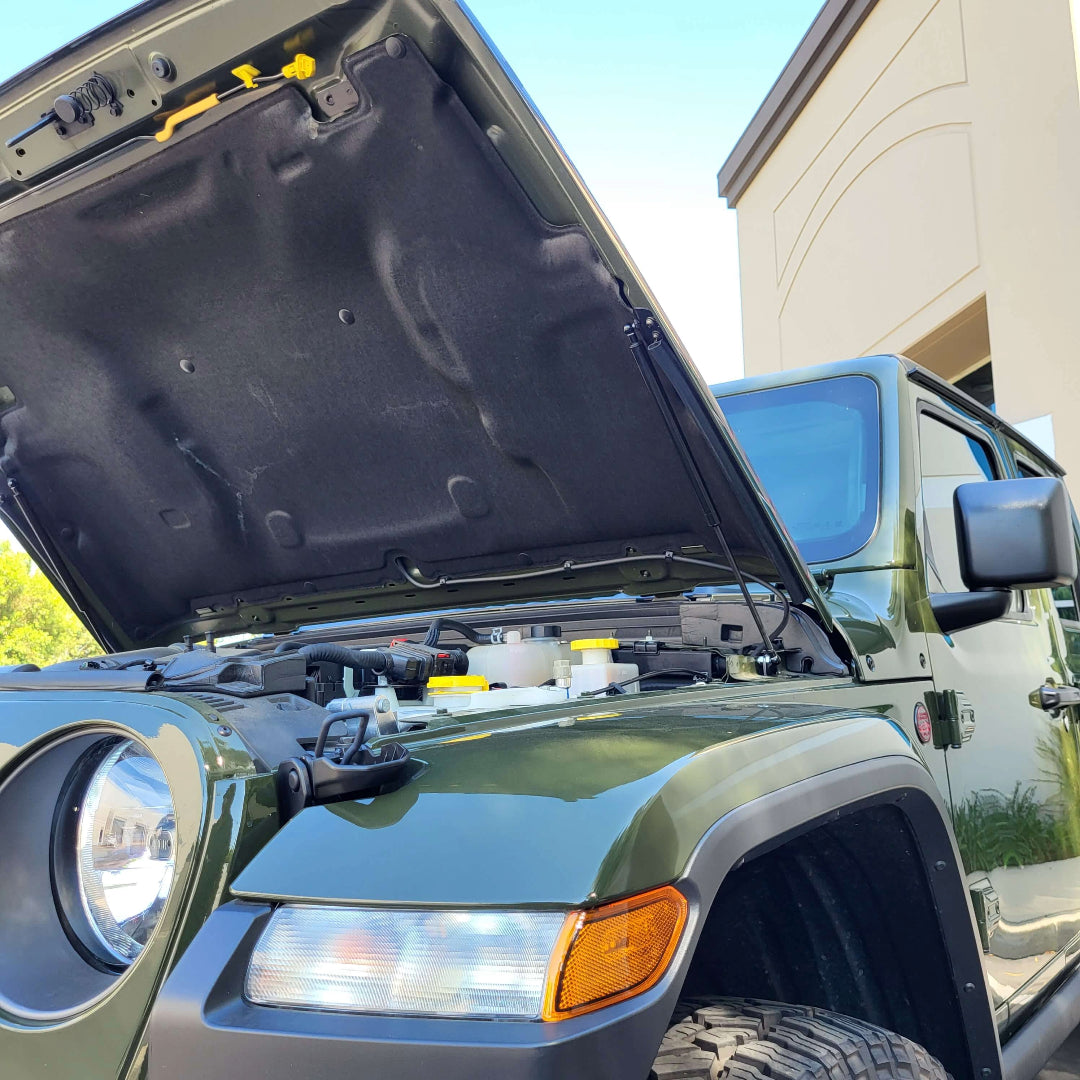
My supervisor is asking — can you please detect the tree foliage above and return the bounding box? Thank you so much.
[0,542,97,665]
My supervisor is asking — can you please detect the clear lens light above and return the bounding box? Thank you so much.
[76,740,175,964]
[246,906,567,1018]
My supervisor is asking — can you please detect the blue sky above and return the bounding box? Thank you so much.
[1,0,821,383]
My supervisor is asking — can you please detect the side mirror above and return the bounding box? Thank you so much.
[930,477,1077,634]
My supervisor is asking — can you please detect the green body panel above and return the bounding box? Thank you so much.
[0,693,271,1080]
[232,680,925,907]
[1,0,1077,1067]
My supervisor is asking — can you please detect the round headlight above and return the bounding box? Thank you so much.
[57,738,175,968]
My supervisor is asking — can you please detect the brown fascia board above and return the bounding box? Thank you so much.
[717,0,880,206]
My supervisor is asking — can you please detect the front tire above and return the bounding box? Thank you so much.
[650,997,952,1080]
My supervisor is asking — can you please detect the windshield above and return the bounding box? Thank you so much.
[717,375,881,564]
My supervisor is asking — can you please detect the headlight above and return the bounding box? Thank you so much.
[246,906,567,1018]
[245,886,687,1020]
[55,737,175,968]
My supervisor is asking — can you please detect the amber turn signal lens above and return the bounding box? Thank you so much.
[542,885,688,1020]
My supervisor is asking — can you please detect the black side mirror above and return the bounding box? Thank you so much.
[930,477,1077,634]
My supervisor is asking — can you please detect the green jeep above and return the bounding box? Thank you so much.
[0,4,1077,1080]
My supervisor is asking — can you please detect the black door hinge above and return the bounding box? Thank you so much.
[926,689,975,749]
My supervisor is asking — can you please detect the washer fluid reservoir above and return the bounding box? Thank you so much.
[569,638,639,697]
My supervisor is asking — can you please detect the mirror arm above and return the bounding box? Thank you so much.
[929,589,1011,634]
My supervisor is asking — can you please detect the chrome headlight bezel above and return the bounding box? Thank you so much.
[51,735,176,972]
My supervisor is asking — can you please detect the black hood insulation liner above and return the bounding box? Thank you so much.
[0,37,802,645]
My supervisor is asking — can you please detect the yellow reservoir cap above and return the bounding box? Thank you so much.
[428,675,489,692]
[570,638,619,652]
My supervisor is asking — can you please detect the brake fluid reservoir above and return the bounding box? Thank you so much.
[464,627,572,687]
[569,638,639,697]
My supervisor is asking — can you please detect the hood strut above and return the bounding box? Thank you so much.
[623,312,779,659]
[2,477,110,650]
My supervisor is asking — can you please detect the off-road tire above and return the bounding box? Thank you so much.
[650,997,952,1080]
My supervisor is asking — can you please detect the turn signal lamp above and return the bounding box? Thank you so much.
[542,885,687,1020]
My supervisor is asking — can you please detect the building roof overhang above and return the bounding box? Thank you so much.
[716,0,880,206]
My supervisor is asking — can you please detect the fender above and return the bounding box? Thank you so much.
[230,702,922,906]
[0,691,276,1080]
[148,704,999,1080]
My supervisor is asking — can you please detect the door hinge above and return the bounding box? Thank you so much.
[926,689,975,749]
[969,876,1001,953]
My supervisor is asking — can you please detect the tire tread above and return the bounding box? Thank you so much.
[650,997,952,1080]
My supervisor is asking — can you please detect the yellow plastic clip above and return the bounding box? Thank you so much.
[154,94,220,143]
[231,64,261,89]
[281,53,316,80]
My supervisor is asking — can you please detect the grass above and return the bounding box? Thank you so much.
[953,784,1070,873]
[952,724,1080,874]
[1038,722,1080,861]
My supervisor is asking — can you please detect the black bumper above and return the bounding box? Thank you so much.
[147,901,677,1080]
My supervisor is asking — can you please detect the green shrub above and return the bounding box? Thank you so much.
[0,542,97,665]
[1037,723,1080,861]
[953,784,1067,873]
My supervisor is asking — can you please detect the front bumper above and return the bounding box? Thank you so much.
[147,901,680,1079]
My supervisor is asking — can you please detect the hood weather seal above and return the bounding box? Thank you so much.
[395,550,790,612]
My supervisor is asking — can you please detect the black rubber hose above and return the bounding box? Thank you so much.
[288,643,391,675]
[424,618,492,648]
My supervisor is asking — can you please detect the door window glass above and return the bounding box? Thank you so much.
[918,414,997,595]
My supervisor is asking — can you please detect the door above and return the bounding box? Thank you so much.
[917,405,1080,1027]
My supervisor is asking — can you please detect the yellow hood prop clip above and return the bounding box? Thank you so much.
[154,53,316,143]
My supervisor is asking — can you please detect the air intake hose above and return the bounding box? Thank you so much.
[295,643,390,676]
[275,640,466,683]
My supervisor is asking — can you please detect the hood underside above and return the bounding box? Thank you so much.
[0,4,812,647]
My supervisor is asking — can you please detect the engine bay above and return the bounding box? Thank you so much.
[0,595,847,778]
[0,593,850,822]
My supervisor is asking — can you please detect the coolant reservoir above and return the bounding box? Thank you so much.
[569,638,639,697]
[464,627,572,688]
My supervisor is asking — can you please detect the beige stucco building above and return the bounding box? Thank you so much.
[718,0,1080,480]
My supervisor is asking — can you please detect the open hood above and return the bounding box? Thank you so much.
[0,0,817,648]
